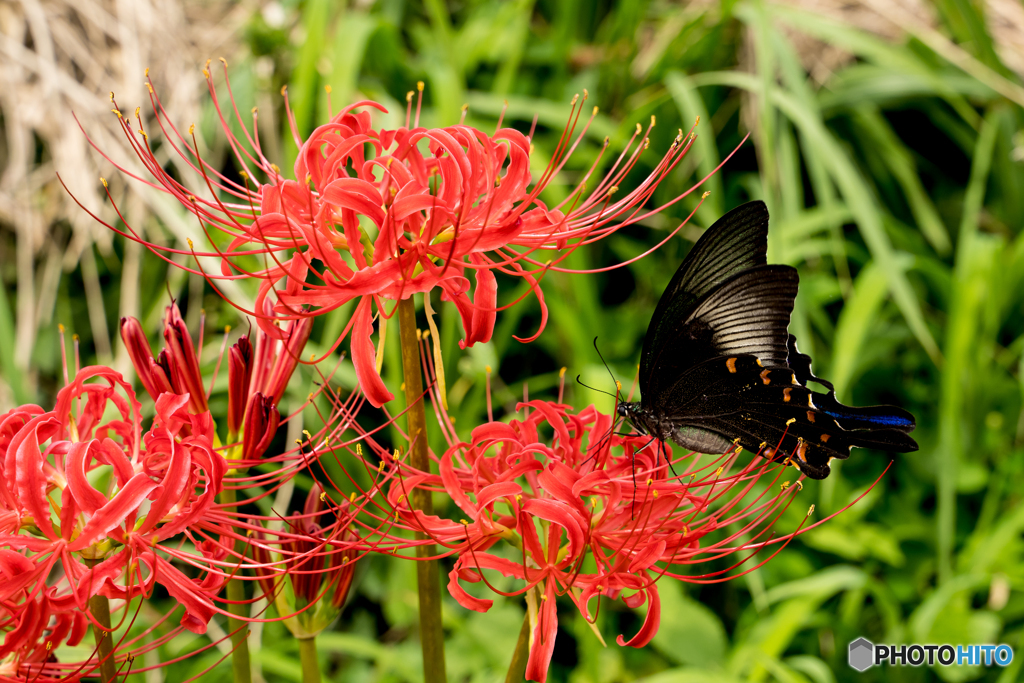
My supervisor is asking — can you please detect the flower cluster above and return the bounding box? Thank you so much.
[381,397,810,682]
[250,484,358,640]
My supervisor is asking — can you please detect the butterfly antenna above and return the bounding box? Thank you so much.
[592,337,621,404]
[575,375,618,400]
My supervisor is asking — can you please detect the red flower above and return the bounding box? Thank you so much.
[0,366,231,680]
[384,400,816,683]
[80,65,728,408]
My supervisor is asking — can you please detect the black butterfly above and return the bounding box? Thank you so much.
[617,200,918,479]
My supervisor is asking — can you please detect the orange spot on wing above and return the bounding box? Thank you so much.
[760,369,771,385]
[807,411,816,423]
[726,357,737,373]
[783,388,792,402]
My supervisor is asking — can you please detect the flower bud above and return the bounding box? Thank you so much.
[120,316,173,401]
[227,335,253,436]
[241,392,279,461]
[257,317,314,406]
[162,305,208,415]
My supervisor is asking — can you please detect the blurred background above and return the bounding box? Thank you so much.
[2,0,1024,681]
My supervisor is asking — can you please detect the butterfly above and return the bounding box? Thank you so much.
[617,200,918,479]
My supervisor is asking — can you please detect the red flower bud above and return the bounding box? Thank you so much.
[252,317,314,407]
[227,335,253,436]
[161,305,208,415]
[242,392,279,461]
[120,316,173,402]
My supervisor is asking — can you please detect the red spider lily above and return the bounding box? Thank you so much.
[379,399,818,683]
[0,589,89,682]
[0,365,231,680]
[249,484,358,639]
[77,63,734,409]
[120,301,311,463]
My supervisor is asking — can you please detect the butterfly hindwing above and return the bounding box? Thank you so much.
[786,334,917,437]
[657,355,870,479]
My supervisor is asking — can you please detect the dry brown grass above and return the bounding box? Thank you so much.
[0,0,252,403]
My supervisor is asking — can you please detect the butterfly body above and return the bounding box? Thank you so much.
[620,201,917,479]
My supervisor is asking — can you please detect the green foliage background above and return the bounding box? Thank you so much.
[4,1,1024,682]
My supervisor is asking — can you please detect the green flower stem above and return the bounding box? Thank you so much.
[397,296,448,683]
[219,486,252,683]
[84,559,118,683]
[298,637,322,683]
[505,612,531,683]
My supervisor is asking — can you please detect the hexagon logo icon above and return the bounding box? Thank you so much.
[849,637,874,672]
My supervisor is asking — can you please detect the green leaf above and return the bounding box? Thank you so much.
[649,581,728,668]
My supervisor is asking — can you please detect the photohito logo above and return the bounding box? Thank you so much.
[848,638,1014,671]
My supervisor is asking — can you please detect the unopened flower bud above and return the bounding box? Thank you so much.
[242,392,280,461]
[227,335,253,436]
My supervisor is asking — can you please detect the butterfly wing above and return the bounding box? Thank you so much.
[657,355,916,479]
[786,334,918,437]
[640,200,771,395]
[641,263,799,403]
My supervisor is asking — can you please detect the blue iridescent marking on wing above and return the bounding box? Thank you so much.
[823,409,914,429]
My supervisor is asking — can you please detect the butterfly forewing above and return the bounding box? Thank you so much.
[640,201,770,393]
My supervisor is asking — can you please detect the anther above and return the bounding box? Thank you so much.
[807,505,815,516]
[702,191,711,199]
[417,81,424,91]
